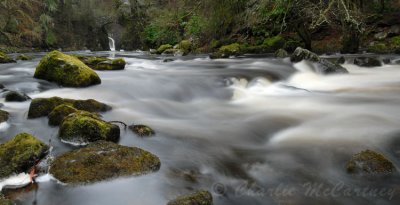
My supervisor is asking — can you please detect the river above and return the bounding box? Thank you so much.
[1,51,400,205]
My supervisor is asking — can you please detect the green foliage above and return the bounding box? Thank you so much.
[263,35,285,50]
[184,15,207,38]
[391,36,400,46]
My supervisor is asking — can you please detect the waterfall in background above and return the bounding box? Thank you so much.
[108,37,115,51]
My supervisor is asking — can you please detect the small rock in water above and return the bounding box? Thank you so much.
[382,58,391,64]
[163,59,175,63]
[274,49,289,58]
[0,84,4,89]
[16,54,33,61]
[5,91,30,102]
[167,190,213,205]
[0,110,9,123]
[0,52,16,64]
[74,55,126,70]
[346,150,396,176]
[353,57,382,67]
[49,141,161,184]
[336,56,346,64]
[129,124,155,137]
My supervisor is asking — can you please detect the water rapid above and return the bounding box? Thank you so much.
[1,52,400,205]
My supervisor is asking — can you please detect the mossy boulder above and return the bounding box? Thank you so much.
[274,49,289,58]
[5,91,30,102]
[47,104,78,126]
[75,55,126,70]
[176,40,192,55]
[167,190,213,205]
[291,47,348,74]
[210,43,241,59]
[263,35,285,51]
[353,57,382,67]
[27,97,111,119]
[346,150,396,175]
[129,124,155,137]
[34,51,101,87]
[0,133,49,179]
[49,141,161,184]
[59,111,119,145]
[157,44,173,54]
[0,52,15,64]
[16,54,32,61]
[0,110,9,123]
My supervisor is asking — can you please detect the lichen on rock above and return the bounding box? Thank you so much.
[167,190,213,205]
[346,150,396,175]
[27,97,111,119]
[128,124,155,137]
[33,50,101,87]
[49,141,161,184]
[58,111,120,145]
[0,133,49,179]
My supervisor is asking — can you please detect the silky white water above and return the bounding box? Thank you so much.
[1,52,400,204]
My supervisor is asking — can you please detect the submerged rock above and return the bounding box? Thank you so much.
[129,124,155,137]
[167,190,213,205]
[47,104,78,126]
[353,57,382,67]
[0,110,9,123]
[0,133,49,179]
[75,55,126,70]
[346,150,396,175]
[5,91,30,102]
[0,52,16,64]
[27,97,111,119]
[290,47,348,74]
[16,54,32,61]
[34,50,101,87]
[59,111,119,145]
[49,141,161,184]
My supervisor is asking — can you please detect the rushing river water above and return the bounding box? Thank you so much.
[1,51,400,205]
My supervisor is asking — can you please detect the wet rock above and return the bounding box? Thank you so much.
[167,190,213,205]
[336,56,346,64]
[49,141,161,184]
[354,57,382,67]
[34,50,101,87]
[59,111,120,145]
[0,84,4,89]
[16,54,32,61]
[0,133,49,179]
[0,52,16,64]
[382,58,391,64]
[274,49,289,58]
[163,59,175,63]
[176,40,192,56]
[27,97,111,119]
[210,43,241,59]
[129,124,155,137]
[47,104,78,126]
[290,47,348,74]
[157,44,173,54]
[75,55,126,70]
[0,110,9,123]
[4,91,30,102]
[346,150,395,175]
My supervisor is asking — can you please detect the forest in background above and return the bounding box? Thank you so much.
[1,0,400,54]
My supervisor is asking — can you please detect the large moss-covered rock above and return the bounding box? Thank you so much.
[0,52,15,64]
[291,47,348,74]
[59,111,119,145]
[157,44,173,54]
[0,110,9,123]
[75,55,126,70]
[353,57,382,67]
[0,133,49,179]
[346,150,396,175]
[49,141,161,184]
[27,97,111,119]
[47,104,78,126]
[167,190,213,205]
[129,124,155,137]
[5,91,30,102]
[33,51,101,87]
[176,40,192,55]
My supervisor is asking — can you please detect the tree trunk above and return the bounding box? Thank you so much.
[296,23,312,50]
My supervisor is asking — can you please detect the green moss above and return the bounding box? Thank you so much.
[0,133,49,179]
[157,44,173,54]
[167,190,213,205]
[274,49,289,58]
[0,110,9,123]
[48,104,78,126]
[177,40,192,55]
[49,141,161,184]
[346,150,395,175]
[129,124,155,137]
[263,35,285,51]
[219,43,240,56]
[0,52,15,64]
[34,50,101,87]
[75,55,126,70]
[16,54,32,61]
[367,43,389,54]
[391,36,400,46]
[27,97,111,119]
[59,111,120,144]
